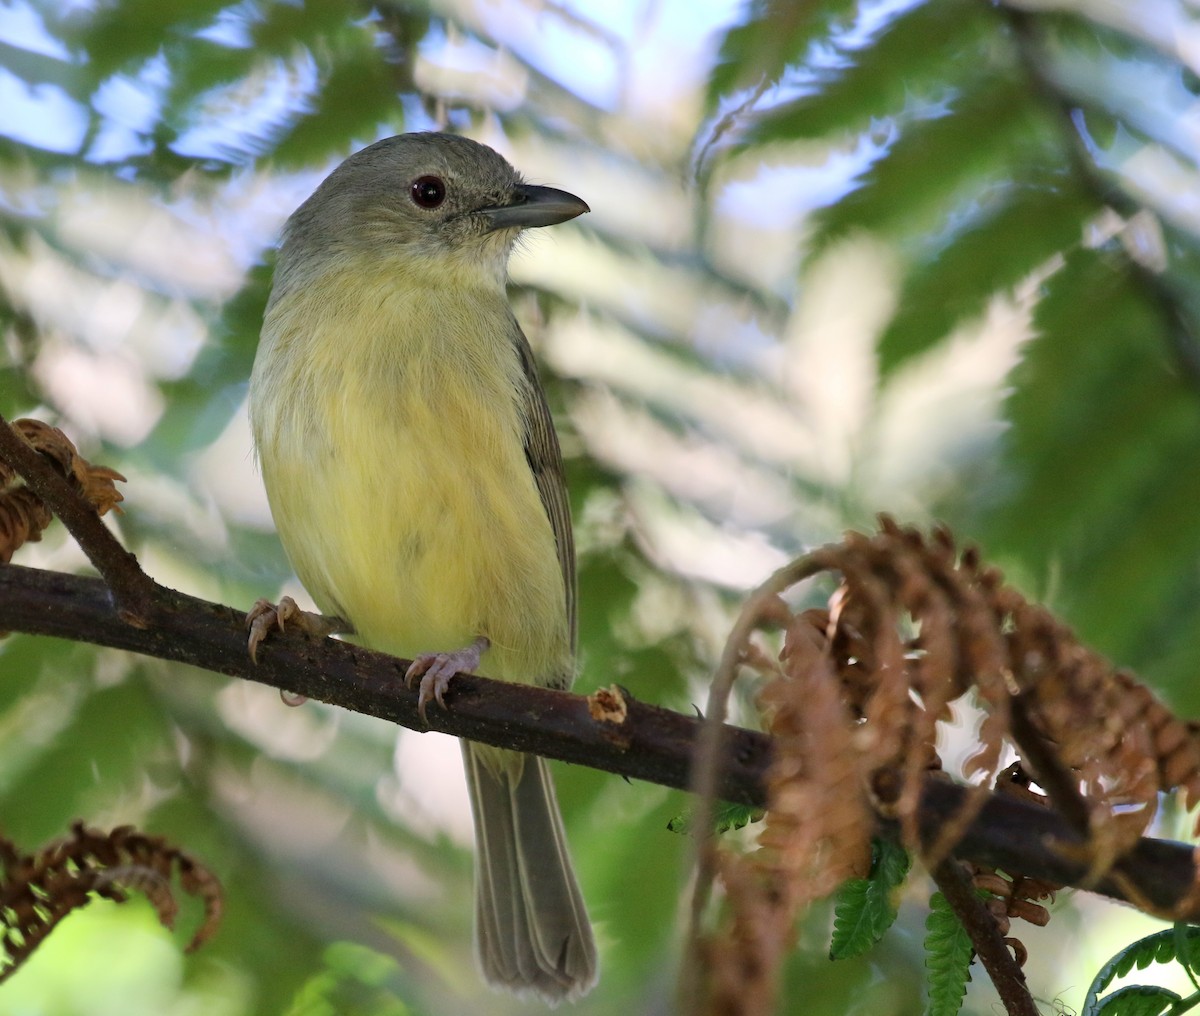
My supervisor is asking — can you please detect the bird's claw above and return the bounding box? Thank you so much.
[246,598,350,662]
[246,595,301,664]
[405,637,488,725]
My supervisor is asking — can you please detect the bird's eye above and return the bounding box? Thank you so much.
[410,175,447,209]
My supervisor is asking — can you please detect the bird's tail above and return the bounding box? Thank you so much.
[462,741,598,1004]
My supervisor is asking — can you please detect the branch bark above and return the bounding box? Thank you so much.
[931,858,1038,1016]
[2,560,1199,919]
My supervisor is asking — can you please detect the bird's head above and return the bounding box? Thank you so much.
[277,132,588,290]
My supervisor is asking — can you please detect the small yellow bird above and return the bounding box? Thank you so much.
[249,132,596,1002]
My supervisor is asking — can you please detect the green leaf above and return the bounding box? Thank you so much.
[164,38,260,117]
[1175,920,1200,992]
[829,838,911,959]
[0,37,89,100]
[1096,985,1181,1016]
[67,0,232,79]
[377,918,461,992]
[807,71,1054,259]
[923,891,974,1016]
[0,673,174,845]
[0,367,39,421]
[251,0,376,56]
[1038,20,1199,167]
[750,0,988,144]
[666,800,764,835]
[323,941,401,987]
[980,247,1200,664]
[283,941,409,1016]
[269,31,404,169]
[707,0,858,110]
[876,173,1095,374]
[1084,926,1200,1016]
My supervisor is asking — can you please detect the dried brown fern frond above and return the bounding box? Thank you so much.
[811,517,1197,864]
[702,609,874,1015]
[0,821,222,983]
[699,517,1200,1012]
[0,487,51,565]
[0,419,125,563]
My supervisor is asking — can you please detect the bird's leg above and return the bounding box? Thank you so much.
[406,636,491,723]
[246,596,351,661]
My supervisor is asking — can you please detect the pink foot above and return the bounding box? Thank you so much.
[405,636,490,724]
[246,597,351,707]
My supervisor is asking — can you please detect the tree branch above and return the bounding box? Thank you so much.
[931,858,1038,1016]
[2,560,1199,919]
[3,410,1199,928]
[0,562,767,801]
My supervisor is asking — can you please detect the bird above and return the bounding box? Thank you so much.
[247,131,596,1003]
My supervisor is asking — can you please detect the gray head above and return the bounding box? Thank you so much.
[275,132,588,289]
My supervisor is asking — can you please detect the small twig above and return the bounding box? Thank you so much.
[0,414,155,624]
[692,75,771,183]
[931,857,1039,1016]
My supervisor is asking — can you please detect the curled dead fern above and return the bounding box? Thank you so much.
[0,419,125,563]
[0,821,222,983]
[698,516,1200,1015]
[701,608,875,1015]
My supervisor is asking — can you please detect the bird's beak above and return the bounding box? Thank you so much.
[481,184,589,232]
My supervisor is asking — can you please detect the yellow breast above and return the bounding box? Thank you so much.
[250,262,570,686]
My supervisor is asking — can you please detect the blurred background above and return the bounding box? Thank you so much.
[2,0,1200,1013]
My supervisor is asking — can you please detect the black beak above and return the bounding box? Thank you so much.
[482,184,589,232]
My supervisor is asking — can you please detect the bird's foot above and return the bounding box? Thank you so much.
[246,596,350,707]
[247,596,301,663]
[246,597,349,659]
[405,636,490,724]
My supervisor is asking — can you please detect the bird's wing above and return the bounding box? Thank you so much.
[510,318,577,659]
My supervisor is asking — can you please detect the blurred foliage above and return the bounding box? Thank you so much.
[1,0,1199,1013]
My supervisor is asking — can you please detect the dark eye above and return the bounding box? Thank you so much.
[410,175,446,209]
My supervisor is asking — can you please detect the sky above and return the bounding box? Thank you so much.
[0,0,745,158]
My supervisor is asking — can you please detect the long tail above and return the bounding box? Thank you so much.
[462,741,597,1004]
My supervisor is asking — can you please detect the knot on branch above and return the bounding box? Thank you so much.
[0,420,125,563]
[0,821,223,983]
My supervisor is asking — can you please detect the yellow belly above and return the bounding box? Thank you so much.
[252,270,570,687]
